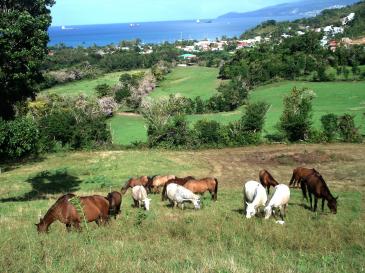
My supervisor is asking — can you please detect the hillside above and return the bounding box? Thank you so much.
[219,0,358,19]
[241,1,365,39]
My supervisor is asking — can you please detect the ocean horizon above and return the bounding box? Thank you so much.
[48,16,300,47]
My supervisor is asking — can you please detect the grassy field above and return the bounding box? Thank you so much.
[0,144,364,272]
[150,66,221,100]
[43,70,146,97]
[110,80,365,145]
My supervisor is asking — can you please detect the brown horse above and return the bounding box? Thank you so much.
[259,169,279,194]
[161,176,195,201]
[121,176,151,195]
[183,177,219,201]
[301,173,338,213]
[289,167,319,188]
[36,194,110,233]
[107,191,122,219]
[151,175,175,193]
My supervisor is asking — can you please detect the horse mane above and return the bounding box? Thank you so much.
[42,194,74,220]
[314,173,335,200]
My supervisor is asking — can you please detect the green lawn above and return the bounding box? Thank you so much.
[250,81,365,134]
[0,145,364,273]
[150,66,221,100]
[109,115,147,145]
[43,70,146,97]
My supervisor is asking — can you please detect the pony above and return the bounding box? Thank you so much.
[121,176,151,195]
[183,177,218,201]
[161,176,195,201]
[107,191,122,219]
[166,183,201,210]
[243,180,268,219]
[36,194,109,233]
[264,184,290,220]
[289,167,319,188]
[151,175,176,193]
[259,169,279,194]
[132,185,151,211]
[301,172,338,213]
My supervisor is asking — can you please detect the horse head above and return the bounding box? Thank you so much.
[328,198,337,214]
[143,198,151,211]
[245,202,256,219]
[35,218,48,233]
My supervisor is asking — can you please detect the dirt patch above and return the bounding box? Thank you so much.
[116,112,141,117]
[247,150,353,166]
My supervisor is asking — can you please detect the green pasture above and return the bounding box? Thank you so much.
[43,70,146,97]
[150,66,221,100]
[110,80,365,145]
[0,144,364,273]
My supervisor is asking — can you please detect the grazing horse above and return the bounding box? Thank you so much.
[132,185,151,211]
[243,180,268,219]
[166,183,201,210]
[121,176,151,195]
[36,194,109,233]
[301,173,338,214]
[161,176,195,201]
[264,184,290,220]
[183,177,218,201]
[151,175,176,193]
[107,191,122,219]
[259,169,279,194]
[289,167,319,188]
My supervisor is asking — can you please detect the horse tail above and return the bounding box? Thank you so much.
[289,170,296,187]
[300,179,308,201]
[214,178,218,201]
[161,183,168,201]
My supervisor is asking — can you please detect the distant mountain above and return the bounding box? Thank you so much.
[218,0,359,19]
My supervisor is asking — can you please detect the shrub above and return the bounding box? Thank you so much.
[338,114,362,143]
[242,102,270,133]
[278,87,315,142]
[95,84,112,98]
[0,117,39,159]
[194,120,221,145]
[321,114,338,142]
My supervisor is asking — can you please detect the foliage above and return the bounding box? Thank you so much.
[278,87,315,142]
[337,114,362,143]
[0,117,39,159]
[0,0,55,119]
[95,84,112,98]
[321,114,338,142]
[194,120,221,145]
[241,102,270,133]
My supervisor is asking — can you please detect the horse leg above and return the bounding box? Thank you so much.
[267,186,270,195]
[133,199,138,208]
[314,197,318,212]
[73,221,81,231]
[321,198,325,212]
[66,223,72,232]
[308,191,313,210]
[279,206,285,221]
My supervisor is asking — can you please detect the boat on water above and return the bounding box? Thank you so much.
[196,19,200,23]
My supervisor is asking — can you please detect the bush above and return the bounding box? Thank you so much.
[95,84,112,98]
[321,114,338,142]
[278,87,314,142]
[0,117,39,159]
[242,102,270,133]
[338,114,362,143]
[194,120,221,145]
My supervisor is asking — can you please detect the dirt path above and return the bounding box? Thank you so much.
[116,112,142,117]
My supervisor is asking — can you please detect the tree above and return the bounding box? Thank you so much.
[278,87,315,142]
[0,1,55,119]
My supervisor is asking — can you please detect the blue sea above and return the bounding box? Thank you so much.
[48,16,300,47]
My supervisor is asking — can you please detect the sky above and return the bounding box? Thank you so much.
[51,0,299,26]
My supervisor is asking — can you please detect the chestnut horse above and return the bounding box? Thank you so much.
[183,177,219,201]
[121,176,152,195]
[301,173,338,214]
[36,194,109,233]
[259,169,279,194]
[107,191,122,219]
[289,167,319,188]
[151,175,175,193]
[161,176,195,201]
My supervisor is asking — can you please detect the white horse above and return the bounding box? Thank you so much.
[243,180,268,219]
[166,183,201,210]
[132,185,151,211]
[264,184,290,220]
